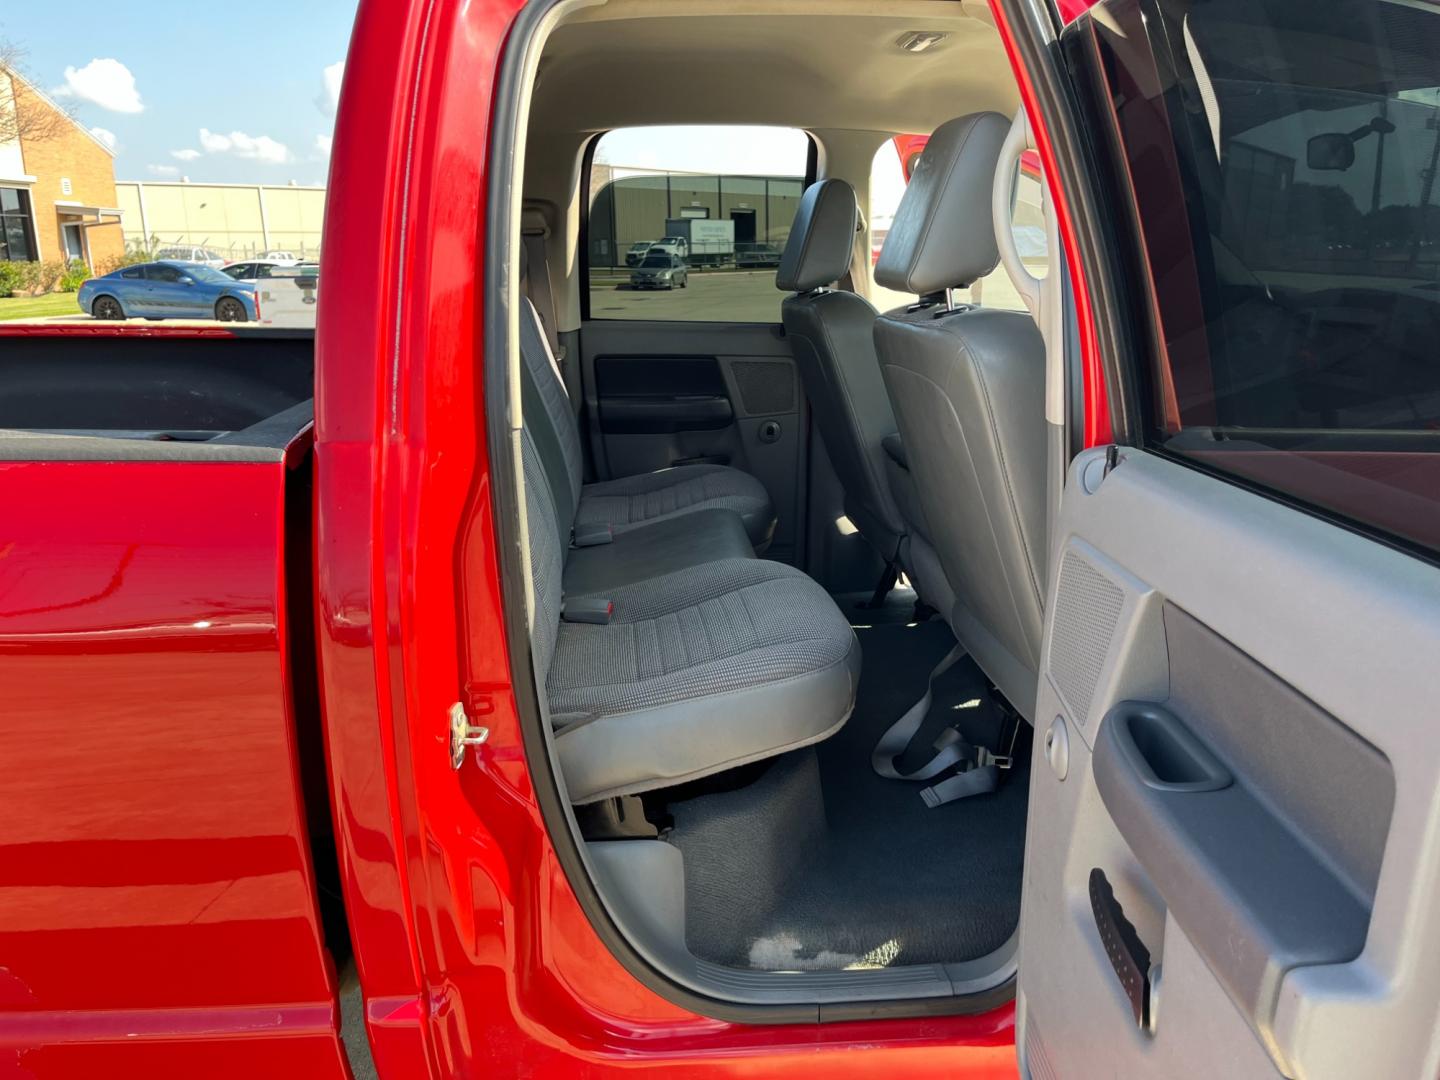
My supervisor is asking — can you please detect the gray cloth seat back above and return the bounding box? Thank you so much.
[873,112,1048,719]
[777,178,906,563]
[519,293,776,547]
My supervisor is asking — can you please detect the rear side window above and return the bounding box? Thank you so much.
[1091,0,1440,557]
[585,126,809,322]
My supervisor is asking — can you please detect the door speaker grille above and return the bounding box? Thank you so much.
[1049,549,1125,725]
[730,360,795,415]
[1024,1014,1060,1080]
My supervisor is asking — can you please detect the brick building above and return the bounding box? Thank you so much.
[0,67,123,270]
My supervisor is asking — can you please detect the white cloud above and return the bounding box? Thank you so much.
[90,126,117,151]
[198,127,291,165]
[316,61,344,117]
[56,58,143,113]
[170,148,202,161]
[315,134,333,157]
[316,60,344,118]
[147,164,180,177]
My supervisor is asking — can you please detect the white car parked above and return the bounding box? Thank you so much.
[153,245,226,269]
[221,258,302,283]
[250,262,319,328]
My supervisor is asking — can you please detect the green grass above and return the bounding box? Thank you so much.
[0,292,83,321]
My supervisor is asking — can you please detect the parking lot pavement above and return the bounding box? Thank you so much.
[590,265,1033,320]
[6,313,299,329]
[6,313,236,328]
[589,269,784,322]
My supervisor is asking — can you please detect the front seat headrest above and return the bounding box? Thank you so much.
[875,112,1010,296]
[776,178,860,293]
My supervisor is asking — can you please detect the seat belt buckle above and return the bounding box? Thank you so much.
[976,747,1013,770]
[562,597,614,625]
[571,523,613,548]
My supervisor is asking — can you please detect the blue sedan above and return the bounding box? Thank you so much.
[78,260,260,322]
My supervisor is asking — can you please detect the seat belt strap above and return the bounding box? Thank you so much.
[920,764,1001,807]
[872,642,1016,806]
[871,643,968,781]
[522,230,561,359]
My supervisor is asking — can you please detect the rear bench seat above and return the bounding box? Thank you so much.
[518,302,861,803]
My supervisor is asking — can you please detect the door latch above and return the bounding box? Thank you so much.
[449,702,490,769]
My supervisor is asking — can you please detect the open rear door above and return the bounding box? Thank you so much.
[1017,0,1440,1076]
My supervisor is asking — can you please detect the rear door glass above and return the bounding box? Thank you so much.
[1087,0,1440,555]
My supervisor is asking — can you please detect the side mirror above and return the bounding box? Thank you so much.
[179,275,195,286]
[1307,133,1355,171]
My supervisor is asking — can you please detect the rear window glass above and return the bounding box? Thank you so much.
[585,125,810,322]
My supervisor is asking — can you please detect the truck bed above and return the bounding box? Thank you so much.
[0,328,314,458]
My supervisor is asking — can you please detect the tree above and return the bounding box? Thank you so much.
[0,42,76,146]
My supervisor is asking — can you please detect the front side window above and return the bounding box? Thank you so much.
[1093,0,1440,556]
[586,126,809,321]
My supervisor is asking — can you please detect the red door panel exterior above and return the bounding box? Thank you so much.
[0,450,348,1078]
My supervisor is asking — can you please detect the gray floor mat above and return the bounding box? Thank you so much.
[666,617,1029,970]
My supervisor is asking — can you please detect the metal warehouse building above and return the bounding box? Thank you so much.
[588,164,802,268]
[114,180,327,260]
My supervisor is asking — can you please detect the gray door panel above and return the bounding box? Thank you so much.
[1019,447,1440,1079]
[580,319,806,563]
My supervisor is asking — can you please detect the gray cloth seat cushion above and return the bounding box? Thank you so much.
[576,464,774,548]
[550,558,862,803]
[562,507,754,596]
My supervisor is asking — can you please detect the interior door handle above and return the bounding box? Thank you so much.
[598,394,733,433]
[1094,701,1372,1044]
[1089,867,1153,1031]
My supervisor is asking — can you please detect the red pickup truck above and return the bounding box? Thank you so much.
[5,0,1440,1077]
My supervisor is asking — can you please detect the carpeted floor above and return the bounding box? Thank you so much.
[664,615,1030,971]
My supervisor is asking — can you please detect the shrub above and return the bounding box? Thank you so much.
[0,261,22,298]
[0,260,42,297]
[35,260,66,294]
[95,249,151,276]
[59,259,91,292]
[17,261,42,295]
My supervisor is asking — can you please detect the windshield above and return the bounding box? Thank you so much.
[639,255,671,268]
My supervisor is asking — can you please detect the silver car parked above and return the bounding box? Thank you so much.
[629,252,688,290]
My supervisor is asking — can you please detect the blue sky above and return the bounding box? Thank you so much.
[0,2,359,185]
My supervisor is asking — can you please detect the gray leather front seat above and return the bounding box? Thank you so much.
[776,179,907,572]
[873,112,1048,720]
